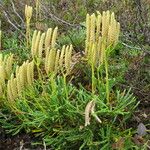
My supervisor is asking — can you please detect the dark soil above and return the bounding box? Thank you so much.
[0,128,45,150]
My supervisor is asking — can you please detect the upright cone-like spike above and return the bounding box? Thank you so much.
[38,33,45,58]
[7,80,14,101]
[34,31,41,56]
[5,54,14,78]
[45,28,52,53]
[59,45,65,71]
[90,14,96,43]
[25,5,33,48]
[51,27,58,48]
[54,50,60,74]
[85,14,90,54]
[10,74,18,100]
[47,49,56,73]
[31,30,38,57]
[96,14,101,42]
[0,65,6,86]
[85,11,120,67]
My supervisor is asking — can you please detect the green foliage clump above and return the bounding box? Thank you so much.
[0,76,137,149]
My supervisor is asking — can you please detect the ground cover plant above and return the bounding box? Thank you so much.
[0,0,150,150]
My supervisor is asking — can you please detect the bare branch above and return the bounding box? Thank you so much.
[2,11,25,37]
[41,2,83,29]
[3,11,20,31]
[10,0,24,25]
[122,33,150,55]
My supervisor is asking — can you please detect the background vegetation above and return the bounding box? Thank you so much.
[0,0,149,149]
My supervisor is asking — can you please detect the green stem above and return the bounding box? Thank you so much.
[26,23,29,49]
[104,50,109,104]
[91,64,95,94]
[63,74,68,99]
[97,65,102,89]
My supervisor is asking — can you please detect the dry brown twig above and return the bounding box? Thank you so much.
[0,1,25,37]
[10,0,24,25]
[40,2,83,29]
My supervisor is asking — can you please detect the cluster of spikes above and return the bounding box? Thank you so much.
[85,10,120,67]
[0,27,73,103]
[0,54,14,94]
[31,27,73,74]
[7,61,34,101]
[25,5,33,24]
[31,27,58,58]
[45,45,73,74]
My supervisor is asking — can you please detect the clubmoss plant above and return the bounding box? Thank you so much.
[85,10,120,101]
